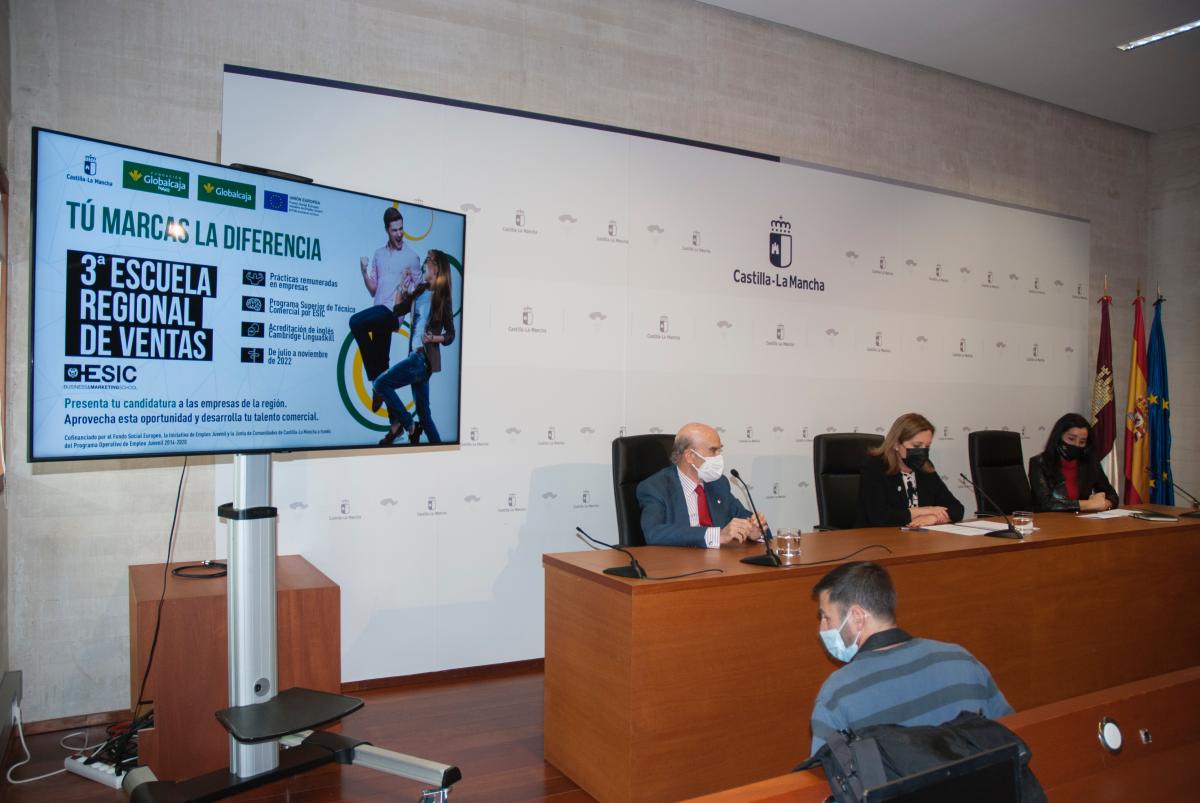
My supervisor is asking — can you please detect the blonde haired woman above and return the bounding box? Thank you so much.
[857,412,964,528]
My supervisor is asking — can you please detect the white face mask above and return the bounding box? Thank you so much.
[819,610,860,663]
[689,449,725,483]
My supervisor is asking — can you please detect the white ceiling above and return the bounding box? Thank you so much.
[702,0,1200,133]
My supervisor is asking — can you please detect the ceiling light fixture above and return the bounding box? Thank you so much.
[1116,18,1200,51]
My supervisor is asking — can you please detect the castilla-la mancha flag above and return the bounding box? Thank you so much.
[1090,293,1116,482]
[1122,293,1149,503]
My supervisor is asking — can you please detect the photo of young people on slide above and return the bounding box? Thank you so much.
[374,249,456,446]
[348,206,420,410]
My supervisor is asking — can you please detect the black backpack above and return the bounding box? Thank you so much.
[794,711,1047,803]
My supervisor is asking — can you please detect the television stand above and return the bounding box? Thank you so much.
[123,454,460,802]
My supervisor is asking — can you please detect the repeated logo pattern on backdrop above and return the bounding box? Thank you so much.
[221,70,1091,682]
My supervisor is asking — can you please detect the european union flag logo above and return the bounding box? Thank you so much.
[264,191,288,212]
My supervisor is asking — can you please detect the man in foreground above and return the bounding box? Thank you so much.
[810,561,1012,754]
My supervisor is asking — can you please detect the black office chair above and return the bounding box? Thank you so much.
[813,433,884,530]
[967,430,1032,515]
[611,433,675,547]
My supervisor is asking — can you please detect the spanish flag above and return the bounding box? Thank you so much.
[1122,293,1149,504]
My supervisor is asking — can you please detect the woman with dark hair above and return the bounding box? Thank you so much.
[1029,413,1117,512]
[374,249,456,446]
[857,412,965,528]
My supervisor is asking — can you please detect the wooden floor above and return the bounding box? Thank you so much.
[1,668,592,802]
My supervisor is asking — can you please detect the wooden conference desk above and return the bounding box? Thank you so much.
[542,510,1200,802]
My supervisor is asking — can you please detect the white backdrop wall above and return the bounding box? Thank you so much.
[220,70,1089,682]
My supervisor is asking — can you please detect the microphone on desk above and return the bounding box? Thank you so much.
[957,474,1023,539]
[729,469,782,567]
[1172,482,1200,518]
[575,527,647,579]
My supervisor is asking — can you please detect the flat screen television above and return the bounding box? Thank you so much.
[29,128,466,461]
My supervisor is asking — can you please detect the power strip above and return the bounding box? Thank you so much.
[64,754,125,789]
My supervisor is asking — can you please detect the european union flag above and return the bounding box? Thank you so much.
[1147,298,1172,504]
[264,190,288,212]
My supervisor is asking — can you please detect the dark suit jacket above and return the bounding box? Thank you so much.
[856,455,965,527]
[1028,454,1119,512]
[636,466,763,547]
[392,285,456,374]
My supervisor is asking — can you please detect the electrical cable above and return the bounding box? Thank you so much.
[171,560,227,579]
[1,459,187,786]
[645,568,725,580]
[6,705,65,784]
[132,457,188,718]
[107,458,188,766]
[58,730,98,751]
[796,544,894,565]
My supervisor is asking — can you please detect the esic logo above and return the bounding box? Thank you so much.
[64,363,137,383]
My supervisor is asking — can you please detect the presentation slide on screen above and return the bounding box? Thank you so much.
[30,129,465,460]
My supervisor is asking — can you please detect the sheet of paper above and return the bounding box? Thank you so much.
[924,523,992,535]
[957,519,1011,531]
[1078,508,1139,519]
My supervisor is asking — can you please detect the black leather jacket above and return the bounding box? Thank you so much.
[1028,455,1119,512]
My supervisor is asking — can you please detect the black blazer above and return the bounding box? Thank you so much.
[856,455,965,527]
[1028,455,1118,513]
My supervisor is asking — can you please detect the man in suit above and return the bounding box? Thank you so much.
[636,422,768,547]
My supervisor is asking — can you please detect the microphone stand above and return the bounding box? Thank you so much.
[1173,482,1200,519]
[957,473,1023,539]
[575,527,647,578]
[729,470,782,566]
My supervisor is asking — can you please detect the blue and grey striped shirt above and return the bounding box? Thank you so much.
[810,636,1012,755]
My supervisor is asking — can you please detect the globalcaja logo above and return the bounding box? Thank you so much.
[264,191,289,212]
[123,160,189,197]
[769,217,792,268]
[198,175,256,209]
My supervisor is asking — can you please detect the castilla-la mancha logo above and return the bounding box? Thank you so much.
[769,217,792,269]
